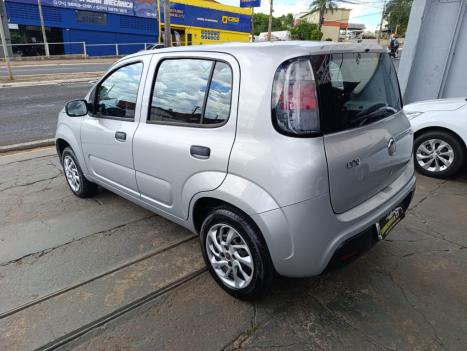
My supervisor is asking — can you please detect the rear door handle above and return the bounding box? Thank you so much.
[115,131,126,142]
[190,145,210,159]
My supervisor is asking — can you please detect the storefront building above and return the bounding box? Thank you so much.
[4,0,252,56]
[300,8,351,42]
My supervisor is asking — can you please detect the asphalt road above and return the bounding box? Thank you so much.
[0,147,466,350]
[0,63,110,78]
[0,82,92,146]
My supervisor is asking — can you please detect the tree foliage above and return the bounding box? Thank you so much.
[252,13,294,35]
[309,0,337,32]
[290,23,322,40]
[384,0,413,36]
[252,12,322,41]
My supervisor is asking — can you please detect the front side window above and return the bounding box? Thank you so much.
[149,59,232,126]
[96,62,143,119]
[311,52,402,134]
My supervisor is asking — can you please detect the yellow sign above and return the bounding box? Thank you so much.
[222,16,240,25]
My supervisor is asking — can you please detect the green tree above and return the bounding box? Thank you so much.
[309,0,337,32]
[290,23,322,40]
[252,13,294,36]
[10,31,26,44]
[384,0,413,36]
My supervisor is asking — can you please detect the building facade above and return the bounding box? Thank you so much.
[300,8,351,41]
[398,0,467,103]
[4,0,252,56]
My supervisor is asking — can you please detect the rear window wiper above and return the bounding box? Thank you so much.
[354,105,398,126]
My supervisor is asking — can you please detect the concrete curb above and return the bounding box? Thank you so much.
[0,139,55,153]
[0,76,101,88]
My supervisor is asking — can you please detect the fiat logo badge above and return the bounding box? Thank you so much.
[388,138,397,156]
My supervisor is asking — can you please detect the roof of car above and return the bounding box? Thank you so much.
[122,41,385,62]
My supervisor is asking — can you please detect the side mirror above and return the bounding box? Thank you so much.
[65,100,88,117]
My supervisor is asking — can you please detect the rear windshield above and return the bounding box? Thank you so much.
[311,52,402,134]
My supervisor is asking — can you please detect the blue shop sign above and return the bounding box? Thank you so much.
[5,0,157,18]
[240,0,261,8]
[162,2,251,33]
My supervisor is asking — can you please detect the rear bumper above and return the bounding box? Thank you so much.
[325,189,413,272]
[252,168,416,278]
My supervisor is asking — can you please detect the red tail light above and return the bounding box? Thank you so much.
[272,58,320,136]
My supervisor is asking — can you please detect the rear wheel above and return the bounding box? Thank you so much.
[61,147,98,198]
[414,130,465,178]
[200,206,274,300]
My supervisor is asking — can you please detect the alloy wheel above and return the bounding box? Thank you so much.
[205,223,254,289]
[63,155,81,192]
[416,138,454,173]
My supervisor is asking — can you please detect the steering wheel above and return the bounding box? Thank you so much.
[350,103,388,126]
[355,103,387,118]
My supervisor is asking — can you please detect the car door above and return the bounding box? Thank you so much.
[133,52,239,220]
[80,57,150,198]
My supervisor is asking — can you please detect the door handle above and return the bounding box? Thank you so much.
[190,145,210,159]
[115,131,126,142]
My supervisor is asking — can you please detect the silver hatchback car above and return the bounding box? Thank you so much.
[56,42,415,299]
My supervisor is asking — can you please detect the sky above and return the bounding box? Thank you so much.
[217,0,383,31]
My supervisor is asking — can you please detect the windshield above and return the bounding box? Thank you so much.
[311,52,402,134]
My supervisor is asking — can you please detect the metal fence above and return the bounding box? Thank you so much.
[1,39,271,59]
[1,39,394,60]
[3,41,156,58]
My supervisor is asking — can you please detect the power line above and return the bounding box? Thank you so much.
[325,11,382,22]
[337,0,385,10]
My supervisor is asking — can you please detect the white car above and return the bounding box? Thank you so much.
[405,98,467,178]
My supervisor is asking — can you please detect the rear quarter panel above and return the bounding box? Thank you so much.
[227,50,329,209]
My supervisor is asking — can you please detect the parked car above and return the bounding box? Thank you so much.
[405,98,467,178]
[56,42,415,299]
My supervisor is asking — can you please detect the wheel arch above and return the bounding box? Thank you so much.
[192,197,253,234]
[56,138,71,160]
[189,174,280,234]
[55,123,90,176]
[414,126,467,151]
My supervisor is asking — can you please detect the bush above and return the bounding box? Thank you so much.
[290,23,322,41]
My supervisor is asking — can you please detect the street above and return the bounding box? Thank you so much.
[0,147,466,350]
[0,63,111,78]
[0,82,92,146]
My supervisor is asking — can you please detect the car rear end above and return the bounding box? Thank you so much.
[250,44,415,277]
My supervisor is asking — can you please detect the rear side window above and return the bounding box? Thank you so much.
[272,58,320,136]
[311,52,402,134]
[149,59,232,126]
[203,62,232,125]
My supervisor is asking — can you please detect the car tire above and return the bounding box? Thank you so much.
[200,206,274,300]
[414,130,465,178]
[61,147,98,198]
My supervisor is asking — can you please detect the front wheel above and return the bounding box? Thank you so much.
[414,131,465,178]
[200,206,274,300]
[61,147,98,198]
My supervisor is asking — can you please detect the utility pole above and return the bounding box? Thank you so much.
[377,0,387,44]
[251,7,254,42]
[267,0,273,41]
[37,0,50,56]
[0,8,13,80]
[157,0,161,43]
[163,0,172,47]
[0,0,12,56]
